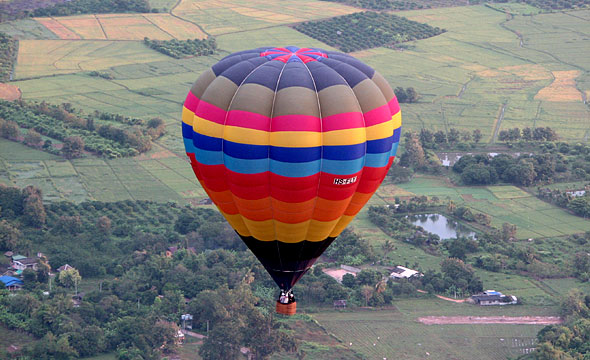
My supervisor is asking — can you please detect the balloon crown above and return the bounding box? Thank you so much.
[260,46,328,63]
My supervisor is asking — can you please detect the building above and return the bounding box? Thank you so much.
[390,266,422,279]
[0,276,24,291]
[57,264,75,272]
[11,257,38,271]
[333,300,347,309]
[470,290,517,306]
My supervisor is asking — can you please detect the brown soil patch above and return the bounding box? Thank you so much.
[499,64,551,81]
[0,83,21,100]
[535,70,582,102]
[418,316,562,325]
[136,149,176,160]
[461,194,478,202]
[36,18,81,39]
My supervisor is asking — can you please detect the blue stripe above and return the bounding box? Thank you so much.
[182,122,194,139]
[223,154,269,174]
[270,159,321,177]
[223,140,267,159]
[183,138,197,154]
[195,148,223,165]
[366,136,393,154]
[390,142,399,157]
[194,132,222,151]
[392,127,401,143]
[323,143,365,160]
[365,152,390,168]
[271,146,321,162]
[322,157,365,175]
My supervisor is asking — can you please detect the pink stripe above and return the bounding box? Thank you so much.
[226,110,270,131]
[184,91,200,112]
[195,99,227,125]
[322,112,364,132]
[388,98,400,115]
[271,114,320,132]
[363,104,392,127]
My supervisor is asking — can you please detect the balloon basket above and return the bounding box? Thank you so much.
[276,301,297,316]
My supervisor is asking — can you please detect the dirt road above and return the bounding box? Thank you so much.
[418,316,562,325]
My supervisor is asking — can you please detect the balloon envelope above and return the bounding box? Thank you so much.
[182,46,401,290]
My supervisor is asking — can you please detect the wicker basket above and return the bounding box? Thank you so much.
[276,301,297,315]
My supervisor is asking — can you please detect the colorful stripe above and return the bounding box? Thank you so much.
[182,46,401,248]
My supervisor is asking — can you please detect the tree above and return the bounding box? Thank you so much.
[96,216,111,235]
[405,87,418,103]
[399,132,425,168]
[0,119,19,139]
[394,87,407,103]
[522,127,532,141]
[501,222,517,241]
[59,268,81,289]
[62,136,84,158]
[447,128,460,144]
[472,129,482,143]
[23,186,46,227]
[24,129,42,147]
[360,285,374,306]
[433,130,447,145]
[0,219,20,250]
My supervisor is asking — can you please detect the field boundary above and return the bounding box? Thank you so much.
[418,316,562,325]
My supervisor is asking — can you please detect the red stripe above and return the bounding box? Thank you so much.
[195,99,227,125]
[184,92,200,112]
[322,112,364,132]
[318,170,363,201]
[364,103,392,127]
[226,110,270,131]
[389,98,400,115]
[271,114,320,132]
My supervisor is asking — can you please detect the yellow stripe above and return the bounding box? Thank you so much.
[392,111,401,129]
[329,215,355,237]
[366,120,394,141]
[323,128,366,146]
[182,107,195,126]
[220,211,251,237]
[270,131,322,147]
[193,116,223,138]
[306,218,341,241]
[238,217,344,243]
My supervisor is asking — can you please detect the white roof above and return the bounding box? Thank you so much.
[390,266,421,278]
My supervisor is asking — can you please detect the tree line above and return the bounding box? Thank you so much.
[144,37,217,59]
[294,11,445,53]
[320,0,429,11]
[0,32,16,82]
[0,100,165,158]
[538,187,590,218]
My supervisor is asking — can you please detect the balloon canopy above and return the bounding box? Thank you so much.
[182,46,401,291]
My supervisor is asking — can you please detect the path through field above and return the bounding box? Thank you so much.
[418,316,563,325]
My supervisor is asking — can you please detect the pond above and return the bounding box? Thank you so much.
[407,213,477,240]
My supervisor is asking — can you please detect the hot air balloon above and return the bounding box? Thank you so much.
[181,46,401,315]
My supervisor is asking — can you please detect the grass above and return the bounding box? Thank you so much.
[14,40,171,79]
[312,298,558,360]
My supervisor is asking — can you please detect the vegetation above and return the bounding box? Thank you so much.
[31,0,153,17]
[319,0,425,11]
[144,37,217,59]
[394,87,419,103]
[520,289,590,359]
[515,0,590,10]
[538,187,590,218]
[0,100,165,158]
[0,32,17,82]
[294,11,445,52]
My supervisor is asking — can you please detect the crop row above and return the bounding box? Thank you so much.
[294,11,445,53]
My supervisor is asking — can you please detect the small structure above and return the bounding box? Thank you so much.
[165,246,178,257]
[72,293,84,307]
[175,330,185,345]
[57,264,75,273]
[390,266,422,279]
[333,299,347,309]
[3,251,13,258]
[181,314,193,330]
[11,257,38,271]
[0,276,24,291]
[322,265,360,283]
[470,290,517,306]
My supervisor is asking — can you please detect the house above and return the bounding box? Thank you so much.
[57,264,75,272]
[3,251,13,258]
[0,276,24,291]
[470,290,517,306]
[11,257,38,271]
[333,300,347,309]
[72,293,84,307]
[390,266,422,279]
[165,246,178,257]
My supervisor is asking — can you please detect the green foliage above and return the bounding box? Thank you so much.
[0,32,17,82]
[320,0,426,11]
[144,37,217,59]
[0,100,165,158]
[31,0,152,17]
[515,0,590,11]
[294,11,445,52]
[323,228,374,263]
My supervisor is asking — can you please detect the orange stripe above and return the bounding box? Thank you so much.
[344,191,375,216]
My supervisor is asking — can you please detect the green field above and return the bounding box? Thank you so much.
[313,299,557,360]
